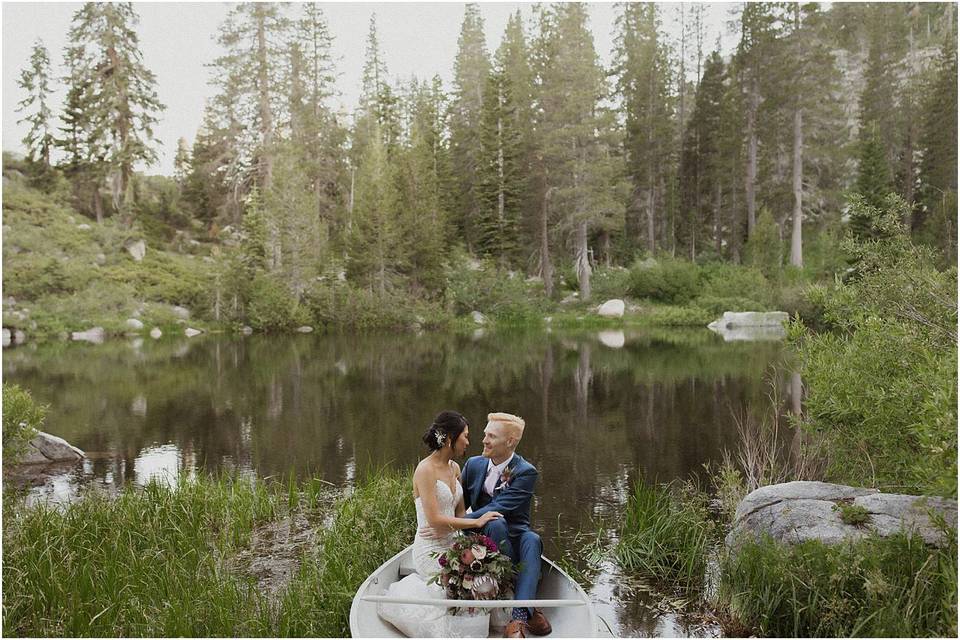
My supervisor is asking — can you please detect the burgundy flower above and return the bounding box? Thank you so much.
[439,555,447,567]
[461,548,475,565]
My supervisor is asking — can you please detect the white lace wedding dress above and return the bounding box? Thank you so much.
[377,478,461,637]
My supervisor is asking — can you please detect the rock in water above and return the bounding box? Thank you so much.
[125,239,147,262]
[598,330,626,349]
[707,311,789,330]
[184,327,203,337]
[296,326,314,333]
[1,328,10,348]
[597,299,625,318]
[125,318,145,331]
[71,327,105,344]
[149,327,162,339]
[726,481,957,550]
[20,431,85,464]
[471,311,487,325]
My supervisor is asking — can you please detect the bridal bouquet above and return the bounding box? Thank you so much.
[431,532,515,615]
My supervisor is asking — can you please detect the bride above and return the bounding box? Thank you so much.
[377,411,503,637]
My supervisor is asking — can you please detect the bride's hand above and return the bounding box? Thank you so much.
[477,511,503,526]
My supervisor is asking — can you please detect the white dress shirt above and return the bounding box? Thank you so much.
[483,453,514,496]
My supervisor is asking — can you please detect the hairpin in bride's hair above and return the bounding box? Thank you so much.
[434,429,445,447]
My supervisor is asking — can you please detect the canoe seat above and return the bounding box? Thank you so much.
[398,554,418,577]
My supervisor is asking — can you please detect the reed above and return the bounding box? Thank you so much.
[719,532,958,637]
[613,479,716,589]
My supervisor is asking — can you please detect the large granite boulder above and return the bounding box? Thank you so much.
[726,481,957,549]
[597,299,625,318]
[125,239,147,262]
[19,431,85,465]
[708,311,789,329]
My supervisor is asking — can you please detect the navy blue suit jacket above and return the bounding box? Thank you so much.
[462,453,537,535]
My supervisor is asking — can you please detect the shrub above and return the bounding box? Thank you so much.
[589,266,632,301]
[304,280,451,331]
[695,296,768,316]
[719,533,957,637]
[444,256,544,320]
[627,258,701,304]
[245,274,311,332]
[2,383,44,465]
[793,199,958,496]
[698,263,774,306]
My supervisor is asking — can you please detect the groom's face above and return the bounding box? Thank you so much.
[481,421,513,462]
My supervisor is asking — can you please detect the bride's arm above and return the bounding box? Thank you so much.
[415,464,497,532]
[453,461,466,517]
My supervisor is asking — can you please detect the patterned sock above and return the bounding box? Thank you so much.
[512,607,529,622]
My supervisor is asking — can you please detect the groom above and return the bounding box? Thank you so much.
[462,412,551,638]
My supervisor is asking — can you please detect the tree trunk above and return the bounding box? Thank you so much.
[745,76,758,237]
[256,7,273,191]
[93,186,104,224]
[646,187,656,253]
[790,106,803,268]
[714,179,722,256]
[541,186,555,299]
[575,219,591,301]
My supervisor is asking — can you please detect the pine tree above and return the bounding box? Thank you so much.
[475,66,525,267]
[733,2,784,239]
[393,79,448,294]
[496,11,538,249]
[918,30,958,262]
[16,39,56,168]
[613,2,674,254]
[173,137,191,189]
[856,122,894,211]
[536,3,621,300]
[66,2,165,212]
[448,3,491,252]
[347,121,401,296]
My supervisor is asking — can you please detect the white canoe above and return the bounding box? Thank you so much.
[349,545,598,637]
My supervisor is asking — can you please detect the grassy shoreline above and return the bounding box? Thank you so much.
[2,471,414,637]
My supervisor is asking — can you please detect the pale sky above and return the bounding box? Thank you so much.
[2,1,739,176]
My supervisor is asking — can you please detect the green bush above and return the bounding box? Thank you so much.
[244,274,311,332]
[643,304,714,326]
[627,258,701,304]
[695,296,768,316]
[589,266,632,300]
[2,383,45,465]
[444,256,544,320]
[304,280,451,331]
[720,533,957,637]
[698,263,774,306]
[793,199,958,496]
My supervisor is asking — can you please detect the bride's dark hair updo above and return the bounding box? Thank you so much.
[422,410,468,451]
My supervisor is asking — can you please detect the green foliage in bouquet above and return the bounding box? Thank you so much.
[431,532,516,615]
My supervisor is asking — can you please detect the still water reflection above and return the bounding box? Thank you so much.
[4,328,789,636]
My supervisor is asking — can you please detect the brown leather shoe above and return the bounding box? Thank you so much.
[504,620,527,638]
[526,608,552,636]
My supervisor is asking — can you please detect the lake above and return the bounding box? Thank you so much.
[4,327,791,636]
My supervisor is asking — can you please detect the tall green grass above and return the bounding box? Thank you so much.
[268,470,415,636]
[719,533,958,637]
[613,479,716,589]
[2,476,276,636]
[3,469,414,637]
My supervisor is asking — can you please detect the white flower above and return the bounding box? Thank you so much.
[462,574,474,589]
[471,574,498,599]
[470,544,487,560]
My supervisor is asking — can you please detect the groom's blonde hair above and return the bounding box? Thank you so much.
[488,412,525,441]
